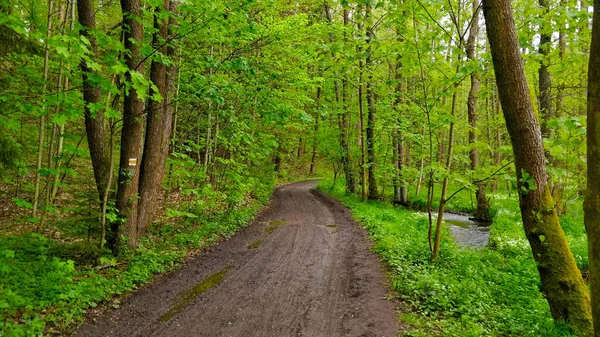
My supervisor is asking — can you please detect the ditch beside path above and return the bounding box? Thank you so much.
[76,180,399,337]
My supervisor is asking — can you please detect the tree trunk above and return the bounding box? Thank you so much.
[392,22,408,204]
[136,0,173,238]
[365,3,378,200]
[538,0,554,141]
[483,1,592,334]
[309,87,321,175]
[493,88,502,192]
[33,0,54,218]
[77,0,110,203]
[432,82,457,260]
[586,2,600,336]
[357,8,367,200]
[342,8,356,194]
[112,0,145,251]
[466,0,489,220]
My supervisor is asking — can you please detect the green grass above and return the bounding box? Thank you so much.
[319,178,585,336]
[0,198,267,336]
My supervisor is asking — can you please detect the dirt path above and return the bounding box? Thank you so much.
[77,181,398,337]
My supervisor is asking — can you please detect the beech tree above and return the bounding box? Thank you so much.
[483,0,592,334]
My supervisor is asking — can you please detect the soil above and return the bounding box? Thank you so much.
[76,181,399,337]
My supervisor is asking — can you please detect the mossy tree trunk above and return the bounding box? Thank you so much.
[586,2,600,335]
[483,1,593,335]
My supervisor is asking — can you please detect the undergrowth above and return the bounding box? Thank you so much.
[0,196,268,336]
[318,178,585,337]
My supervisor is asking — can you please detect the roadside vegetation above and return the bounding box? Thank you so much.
[0,191,271,336]
[319,178,586,337]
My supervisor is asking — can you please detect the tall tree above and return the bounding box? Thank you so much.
[483,0,593,334]
[465,0,488,220]
[341,7,356,194]
[365,1,379,200]
[392,20,408,205]
[136,0,173,237]
[112,0,145,250]
[585,1,600,335]
[538,0,554,140]
[77,0,110,203]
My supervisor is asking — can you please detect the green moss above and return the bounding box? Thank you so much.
[247,239,263,249]
[264,221,286,233]
[159,265,234,322]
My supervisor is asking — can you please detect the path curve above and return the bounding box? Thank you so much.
[77,181,398,337]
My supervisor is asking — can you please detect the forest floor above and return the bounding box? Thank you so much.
[76,180,400,337]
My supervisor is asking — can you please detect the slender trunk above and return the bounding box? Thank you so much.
[342,8,355,194]
[539,0,553,140]
[101,120,115,249]
[484,1,592,334]
[358,70,367,200]
[586,2,600,335]
[493,88,502,192]
[365,3,378,200]
[113,0,145,251]
[310,87,321,175]
[432,81,458,260]
[33,0,54,218]
[357,8,367,200]
[392,24,408,204]
[51,1,73,204]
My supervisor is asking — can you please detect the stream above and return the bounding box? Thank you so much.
[443,213,490,248]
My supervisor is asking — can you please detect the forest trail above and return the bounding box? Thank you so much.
[76,181,398,337]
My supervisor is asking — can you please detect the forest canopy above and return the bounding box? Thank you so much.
[2,0,600,336]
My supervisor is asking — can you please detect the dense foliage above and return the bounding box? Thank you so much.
[1,0,599,335]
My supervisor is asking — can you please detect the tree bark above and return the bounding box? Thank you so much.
[342,8,356,194]
[392,37,408,204]
[483,1,592,334]
[112,0,145,251]
[586,2,600,336]
[466,0,489,219]
[136,0,173,238]
[538,0,554,140]
[357,6,367,200]
[33,0,53,218]
[365,3,379,200]
[77,0,110,203]
[309,87,321,175]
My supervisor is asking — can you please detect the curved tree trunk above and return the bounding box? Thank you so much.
[483,1,592,335]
